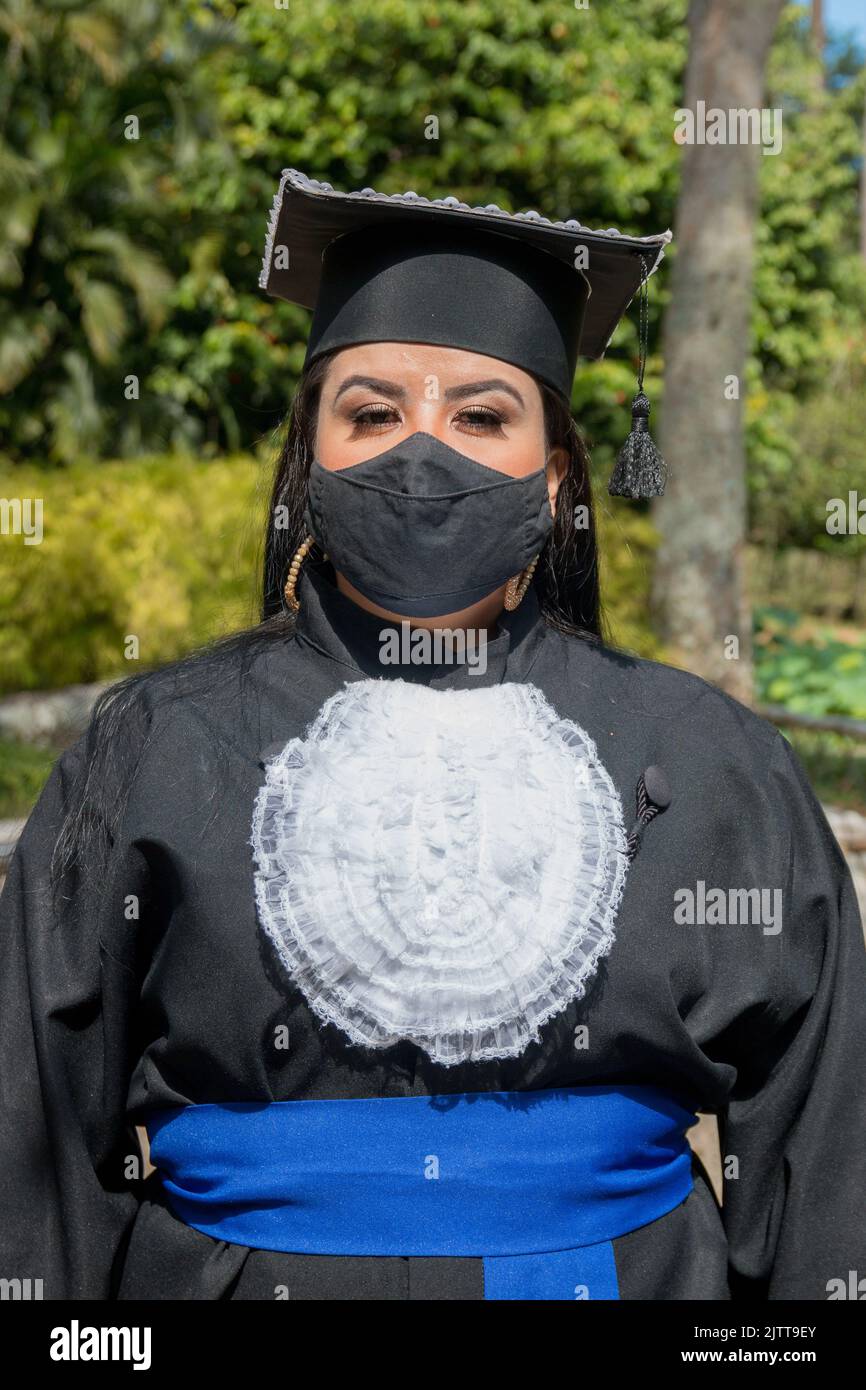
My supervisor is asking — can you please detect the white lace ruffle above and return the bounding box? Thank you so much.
[250,679,629,1067]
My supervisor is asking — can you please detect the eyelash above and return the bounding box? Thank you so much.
[349,404,507,437]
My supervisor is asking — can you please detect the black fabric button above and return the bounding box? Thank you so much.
[643,764,672,810]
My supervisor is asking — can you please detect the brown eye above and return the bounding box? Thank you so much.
[350,404,399,437]
[454,406,507,436]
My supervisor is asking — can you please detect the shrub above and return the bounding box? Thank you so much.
[0,454,267,694]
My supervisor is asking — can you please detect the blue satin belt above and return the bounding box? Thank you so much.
[146,1084,697,1300]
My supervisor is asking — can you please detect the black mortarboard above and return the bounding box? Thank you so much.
[259,169,673,497]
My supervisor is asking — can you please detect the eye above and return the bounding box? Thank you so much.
[349,403,400,437]
[454,406,507,437]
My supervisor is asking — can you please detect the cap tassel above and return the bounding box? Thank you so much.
[608,257,667,500]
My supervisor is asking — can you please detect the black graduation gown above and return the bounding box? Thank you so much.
[2,564,865,1301]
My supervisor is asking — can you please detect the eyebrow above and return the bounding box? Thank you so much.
[333,375,407,403]
[444,379,525,408]
[331,374,525,408]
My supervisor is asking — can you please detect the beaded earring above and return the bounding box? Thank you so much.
[503,554,539,612]
[283,535,316,612]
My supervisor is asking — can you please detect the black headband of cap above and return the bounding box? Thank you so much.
[303,223,589,400]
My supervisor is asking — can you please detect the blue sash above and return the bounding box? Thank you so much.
[147,1084,696,1300]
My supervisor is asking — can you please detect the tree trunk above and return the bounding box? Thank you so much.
[810,0,825,57]
[651,0,785,702]
[811,0,826,92]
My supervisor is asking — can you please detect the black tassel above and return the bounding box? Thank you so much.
[608,255,667,500]
[608,391,667,499]
[625,765,672,862]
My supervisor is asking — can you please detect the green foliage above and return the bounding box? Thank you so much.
[754,607,866,719]
[749,349,866,555]
[758,11,866,390]
[0,738,60,819]
[596,503,663,658]
[0,453,266,693]
[0,0,237,460]
[1,0,687,461]
[780,727,866,814]
[745,8,866,538]
[754,605,866,814]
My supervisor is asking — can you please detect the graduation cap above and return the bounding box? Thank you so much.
[259,168,672,498]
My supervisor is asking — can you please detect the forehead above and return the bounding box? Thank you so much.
[324,342,539,393]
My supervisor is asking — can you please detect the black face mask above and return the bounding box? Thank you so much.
[303,432,554,618]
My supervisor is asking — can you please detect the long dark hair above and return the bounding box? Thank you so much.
[51,349,605,898]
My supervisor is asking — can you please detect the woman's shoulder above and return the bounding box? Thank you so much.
[109,627,291,725]
[34,633,282,875]
[547,626,782,766]
[57,630,279,785]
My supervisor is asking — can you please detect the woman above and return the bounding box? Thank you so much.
[1,170,864,1302]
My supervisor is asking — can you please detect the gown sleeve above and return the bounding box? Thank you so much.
[720,730,866,1300]
[0,713,151,1300]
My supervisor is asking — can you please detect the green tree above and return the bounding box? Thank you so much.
[0,0,231,461]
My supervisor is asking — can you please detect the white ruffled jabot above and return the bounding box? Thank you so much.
[251,679,629,1066]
